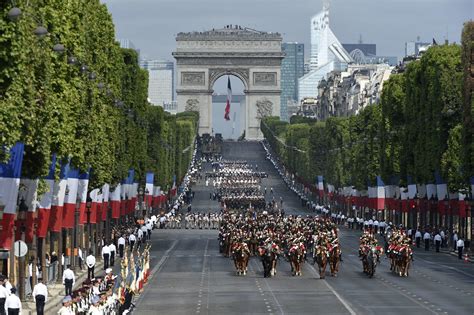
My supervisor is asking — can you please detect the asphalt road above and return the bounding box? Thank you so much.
[134,141,474,315]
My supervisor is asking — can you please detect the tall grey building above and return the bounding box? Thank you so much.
[118,38,140,58]
[281,43,304,121]
[140,59,175,107]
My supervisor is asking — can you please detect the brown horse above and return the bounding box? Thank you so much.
[396,246,412,277]
[328,244,341,277]
[288,245,305,276]
[232,243,250,276]
[313,245,328,279]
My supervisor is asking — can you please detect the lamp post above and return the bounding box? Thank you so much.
[17,198,28,301]
[86,198,92,254]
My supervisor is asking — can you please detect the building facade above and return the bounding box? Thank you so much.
[140,60,175,107]
[295,64,393,121]
[298,0,352,101]
[405,40,431,57]
[280,43,304,121]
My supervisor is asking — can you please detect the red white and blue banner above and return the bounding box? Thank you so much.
[375,176,385,210]
[435,173,448,215]
[111,184,121,219]
[152,186,161,207]
[18,179,38,243]
[426,183,437,200]
[145,173,154,208]
[0,142,25,250]
[50,162,69,232]
[131,182,138,213]
[316,176,324,197]
[89,188,100,224]
[77,170,90,225]
[102,183,110,218]
[37,155,56,238]
[400,187,409,212]
[224,77,231,121]
[63,167,79,228]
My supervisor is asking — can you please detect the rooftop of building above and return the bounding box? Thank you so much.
[176,25,282,41]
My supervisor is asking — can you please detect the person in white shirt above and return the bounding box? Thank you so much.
[129,233,136,249]
[423,231,431,251]
[86,251,96,279]
[108,242,116,267]
[101,244,110,270]
[33,277,48,315]
[453,232,459,251]
[0,276,10,314]
[415,230,422,248]
[457,238,465,259]
[434,233,442,252]
[77,248,84,271]
[4,287,21,315]
[62,265,75,296]
[440,230,446,247]
[118,236,126,258]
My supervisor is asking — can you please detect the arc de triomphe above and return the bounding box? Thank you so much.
[173,26,284,140]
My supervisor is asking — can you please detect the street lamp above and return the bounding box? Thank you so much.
[7,7,22,21]
[33,26,48,37]
[52,43,65,53]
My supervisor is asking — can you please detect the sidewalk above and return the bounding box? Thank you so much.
[22,261,104,315]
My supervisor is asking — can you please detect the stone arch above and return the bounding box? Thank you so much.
[208,68,250,91]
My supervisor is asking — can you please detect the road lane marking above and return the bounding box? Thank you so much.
[306,264,356,315]
[134,239,179,306]
[251,260,285,315]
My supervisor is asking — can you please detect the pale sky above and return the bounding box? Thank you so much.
[102,0,471,59]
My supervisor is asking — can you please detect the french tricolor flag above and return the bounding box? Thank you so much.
[102,183,110,218]
[63,168,79,228]
[89,188,100,224]
[375,176,385,210]
[77,170,90,225]
[152,186,160,208]
[37,155,56,238]
[145,173,154,208]
[131,182,138,214]
[111,184,121,219]
[435,172,448,215]
[316,176,324,197]
[224,77,231,121]
[0,143,25,250]
[20,179,38,243]
[50,162,69,232]
[120,182,126,217]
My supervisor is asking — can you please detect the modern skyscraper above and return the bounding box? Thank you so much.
[118,38,141,58]
[281,43,304,121]
[405,40,431,57]
[298,0,352,101]
[140,60,175,107]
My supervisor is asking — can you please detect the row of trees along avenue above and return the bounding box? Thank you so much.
[262,23,473,204]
